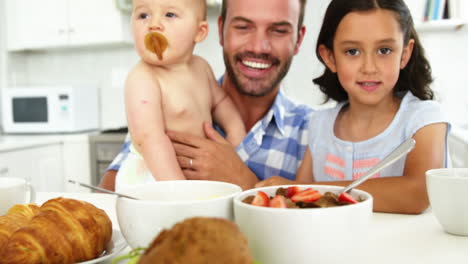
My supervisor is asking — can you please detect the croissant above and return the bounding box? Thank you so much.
[0,197,112,264]
[0,204,41,249]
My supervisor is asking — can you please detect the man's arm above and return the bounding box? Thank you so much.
[256,148,314,187]
[98,135,131,191]
[98,170,117,191]
[168,122,258,190]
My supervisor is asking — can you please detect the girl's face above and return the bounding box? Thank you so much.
[320,9,414,107]
[131,0,207,65]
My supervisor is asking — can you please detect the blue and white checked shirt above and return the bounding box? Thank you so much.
[108,90,312,181]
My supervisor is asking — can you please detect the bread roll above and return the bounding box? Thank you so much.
[0,197,112,264]
[0,204,40,249]
[138,217,253,264]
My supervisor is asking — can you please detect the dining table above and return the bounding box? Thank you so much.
[36,192,468,264]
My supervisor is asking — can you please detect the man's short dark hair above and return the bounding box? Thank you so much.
[219,0,307,35]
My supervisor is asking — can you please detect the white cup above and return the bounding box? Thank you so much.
[0,177,36,215]
[426,168,468,236]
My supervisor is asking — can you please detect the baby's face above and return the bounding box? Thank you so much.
[131,0,207,65]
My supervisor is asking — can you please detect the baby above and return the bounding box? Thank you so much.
[116,0,245,190]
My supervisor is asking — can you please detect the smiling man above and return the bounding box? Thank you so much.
[100,0,312,191]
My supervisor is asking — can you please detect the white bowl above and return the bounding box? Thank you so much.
[116,180,242,249]
[234,185,373,264]
[426,168,468,236]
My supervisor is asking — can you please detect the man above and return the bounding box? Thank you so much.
[99,0,311,191]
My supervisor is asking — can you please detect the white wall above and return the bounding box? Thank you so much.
[1,0,468,128]
[419,30,468,127]
[282,0,331,108]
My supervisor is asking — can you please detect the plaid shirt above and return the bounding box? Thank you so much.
[108,90,312,180]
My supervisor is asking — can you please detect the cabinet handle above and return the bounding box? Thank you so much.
[58,29,66,34]
[68,28,75,33]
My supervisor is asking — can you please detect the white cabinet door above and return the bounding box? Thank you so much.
[68,0,132,46]
[5,0,68,50]
[5,0,131,51]
[62,135,92,193]
[0,144,64,192]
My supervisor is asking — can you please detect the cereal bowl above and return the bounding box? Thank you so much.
[234,185,373,264]
[116,180,242,249]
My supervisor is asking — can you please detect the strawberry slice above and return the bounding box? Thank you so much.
[338,192,358,204]
[251,191,270,207]
[270,195,288,208]
[285,186,301,198]
[291,188,322,203]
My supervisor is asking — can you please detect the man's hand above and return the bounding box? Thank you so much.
[255,176,296,188]
[98,170,117,191]
[167,122,258,190]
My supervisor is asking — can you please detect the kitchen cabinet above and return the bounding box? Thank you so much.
[5,0,132,51]
[89,132,127,186]
[0,134,95,193]
[62,134,93,193]
[0,144,64,192]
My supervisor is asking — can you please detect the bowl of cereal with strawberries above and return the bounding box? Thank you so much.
[233,184,373,264]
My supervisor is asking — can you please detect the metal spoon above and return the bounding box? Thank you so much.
[68,179,138,200]
[339,138,416,196]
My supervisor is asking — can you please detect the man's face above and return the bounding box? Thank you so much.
[219,0,304,97]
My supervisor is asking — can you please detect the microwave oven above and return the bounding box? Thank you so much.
[1,86,99,133]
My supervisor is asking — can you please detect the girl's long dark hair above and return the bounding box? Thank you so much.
[313,0,434,103]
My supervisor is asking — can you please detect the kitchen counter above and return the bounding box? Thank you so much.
[37,192,468,264]
[0,132,97,153]
[0,132,98,192]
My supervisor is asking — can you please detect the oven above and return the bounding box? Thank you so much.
[88,128,127,186]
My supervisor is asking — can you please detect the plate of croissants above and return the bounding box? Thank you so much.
[0,197,127,264]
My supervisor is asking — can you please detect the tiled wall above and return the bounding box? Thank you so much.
[7,47,135,87]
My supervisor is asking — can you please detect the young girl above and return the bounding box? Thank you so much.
[257,0,451,214]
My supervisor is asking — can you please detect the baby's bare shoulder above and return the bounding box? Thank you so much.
[125,61,161,90]
[130,61,154,76]
[191,55,217,79]
[191,55,211,69]
[127,62,156,81]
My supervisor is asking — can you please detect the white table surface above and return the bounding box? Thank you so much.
[37,192,468,264]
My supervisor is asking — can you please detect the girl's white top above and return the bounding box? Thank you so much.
[308,92,451,182]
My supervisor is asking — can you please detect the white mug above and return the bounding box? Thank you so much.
[426,168,468,236]
[0,177,36,215]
